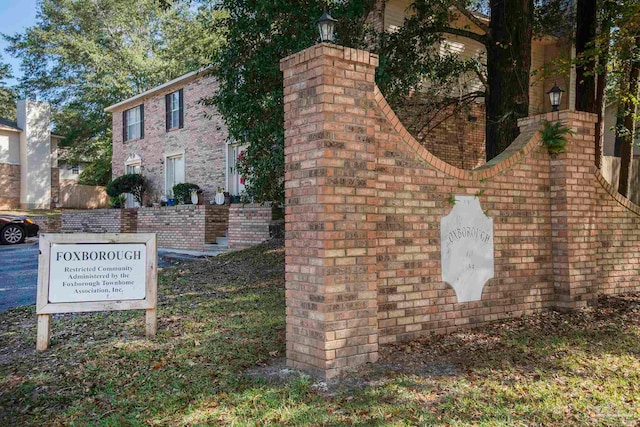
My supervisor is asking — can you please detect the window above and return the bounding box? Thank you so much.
[165,153,185,197]
[71,166,79,175]
[123,105,144,141]
[165,89,184,131]
[125,160,142,208]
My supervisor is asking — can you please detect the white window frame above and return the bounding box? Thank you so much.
[169,91,181,129]
[124,155,142,208]
[125,106,143,141]
[164,151,185,197]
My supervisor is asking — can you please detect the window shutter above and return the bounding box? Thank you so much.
[122,110,128,142]
[140,105,145,139]
[165,94,171,132]
[178,89,184,129]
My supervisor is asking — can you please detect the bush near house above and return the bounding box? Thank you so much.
[106,174,147,206]
[172,183,200,205]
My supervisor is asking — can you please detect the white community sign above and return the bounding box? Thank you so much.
[36,233,157,351]
[440,195,494,302]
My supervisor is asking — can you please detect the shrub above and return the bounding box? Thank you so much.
[172,183,200,204]
[109,195,126,208]
[540,120,574,155]
[106,174,147,206]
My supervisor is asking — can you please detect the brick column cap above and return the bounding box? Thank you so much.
[518,110,598,130]
[280,43,379,71]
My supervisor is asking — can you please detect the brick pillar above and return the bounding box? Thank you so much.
[281,44,379,379]
[520,111,599,309]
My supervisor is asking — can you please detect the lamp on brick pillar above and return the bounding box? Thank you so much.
[317,11,337,43]
[547,82,564,112]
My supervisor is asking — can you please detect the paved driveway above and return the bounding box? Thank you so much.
[0,241,39,312]
[0,241,203,312]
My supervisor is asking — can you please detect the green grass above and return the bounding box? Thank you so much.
[1,241,640,426]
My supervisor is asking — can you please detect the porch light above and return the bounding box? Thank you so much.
[547,82,564,112]
[317,11,337,43]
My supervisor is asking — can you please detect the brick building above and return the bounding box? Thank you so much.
[382,0,574,169]
[0,100,62,210]
[106,71,246,206]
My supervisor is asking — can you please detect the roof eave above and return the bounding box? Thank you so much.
[104,69,205,113]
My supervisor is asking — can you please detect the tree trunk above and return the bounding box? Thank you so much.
[485,0,533,161]
[575,0,597,113]
[618,35,640,198]
[594,1,614,169]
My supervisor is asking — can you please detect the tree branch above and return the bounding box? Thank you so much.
[451,2,490,34]
[440,27,487,45]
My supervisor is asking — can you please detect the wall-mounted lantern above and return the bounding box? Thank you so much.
[317,11,337,43]
[547,82,564,112]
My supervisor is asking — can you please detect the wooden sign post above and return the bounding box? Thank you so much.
[36,233,158,351]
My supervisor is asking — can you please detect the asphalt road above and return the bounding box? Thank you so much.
[0,241,202,312]
[0,241,39,312]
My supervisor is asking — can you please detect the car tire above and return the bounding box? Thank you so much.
[0,224,25,245]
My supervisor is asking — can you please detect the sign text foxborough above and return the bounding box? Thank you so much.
[49,243,147,303]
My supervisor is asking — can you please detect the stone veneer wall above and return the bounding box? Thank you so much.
[0,164,20,209]
[281,43,640,379]
[228,204,272,249]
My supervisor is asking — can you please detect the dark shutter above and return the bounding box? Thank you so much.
[165,94,171,132]
[122,110,128,142]
[139,105,144,139]
[178,89,184,129]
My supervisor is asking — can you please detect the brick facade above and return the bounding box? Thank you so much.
[61,209,138,234]
[110,73,228,202]
[50,167,59,207]
[0,163,20,209]
[228,204,272,250]
[281,44,640,379]
[31,215,61,233]
[60,205,231,251]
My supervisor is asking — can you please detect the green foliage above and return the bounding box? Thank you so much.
[109,194,126,208]
[76,140,112,186]
[106,173,146,206]
[4,0,226,182]
[172,183,200,205]
[0,54,16,121]
[540,119,574,155]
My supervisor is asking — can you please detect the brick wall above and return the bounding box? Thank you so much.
[61,209,131,233]
[31,215,61,233]
[50,167,59,207]
[0,163,20,209]
[396,100,486,169]
[595,173,640,296]
[228,204,272,249]
[282,44,640,379]
[111,73,228,202]
[205,204,229,244]
[137,205,206,250]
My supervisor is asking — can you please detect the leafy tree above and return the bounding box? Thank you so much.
[0,53,16,121]
[4,0,226,185]
[106,173,147,206]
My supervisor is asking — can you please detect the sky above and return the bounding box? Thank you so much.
[0,0,38,86]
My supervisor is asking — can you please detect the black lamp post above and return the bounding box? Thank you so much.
[547,82,564,112]
[317,11,337,43]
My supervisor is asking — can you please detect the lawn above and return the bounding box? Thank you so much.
[1,240,639,426]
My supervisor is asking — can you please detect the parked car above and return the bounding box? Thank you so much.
[0,216,39,245]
